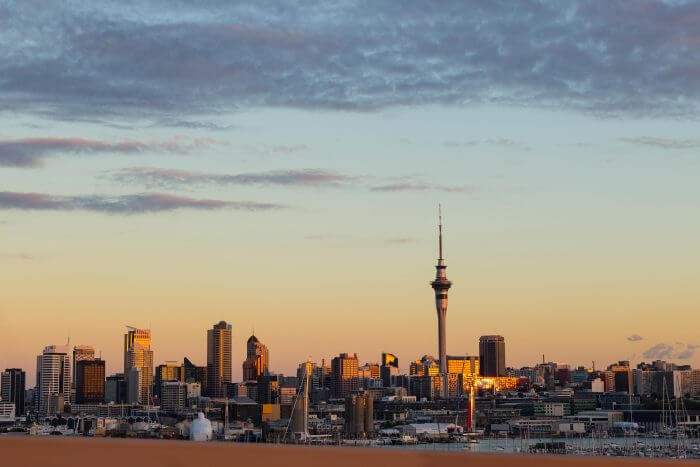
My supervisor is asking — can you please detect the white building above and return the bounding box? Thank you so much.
[36,344,71,416]
[0,402,16,422]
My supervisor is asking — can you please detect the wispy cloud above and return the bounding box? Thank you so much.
[444,139,530,150]
[0,191,284,214]
[383,237,415,245]
[3,1,700,120]
[109,167,356,189]
[370,182,473,193]
[0,136,228,168]
[627,334,644,342]
[619,137,700,150]
[0,253,35,260]
[642,342,698,360]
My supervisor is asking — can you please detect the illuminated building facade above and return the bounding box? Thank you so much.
[124,327,153,405]
[207,321,232,398]
[331,353,359,398]
[242,335,269,381]
[75,359,105,404]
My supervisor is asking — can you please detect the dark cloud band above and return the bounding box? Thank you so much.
[2,1,699,120]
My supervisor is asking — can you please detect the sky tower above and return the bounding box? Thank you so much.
[431,206,452,377]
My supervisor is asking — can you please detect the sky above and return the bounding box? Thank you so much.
[1,0,699,383]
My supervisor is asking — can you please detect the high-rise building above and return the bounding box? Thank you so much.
[479,335,506,377]
[183,357,207,395]
[127,367,142,404]
[381,353,398,368]
[36,344,71,415]
[242,335,269,381]
[124,327,153,405]
[160,381,187,413]
[331,353,359,398]
[154,361,185,397]
[75,359,105,404]
[1,369,26,416]
[430,208,452,378]
[72,345,95,403]
[105,374,127,403]
[207,321,232,398]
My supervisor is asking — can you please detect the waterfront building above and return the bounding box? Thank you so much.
[105,373,127,403]
[1,368,25,416]
[75,359,105,404]
[207,321,232,398]
[479,335,506,377]
[0,402,15,422]
[331,353,359,398]
[161,381,187,412]
[123,326,153,405]
[36,344,71,416]
[242,334,269,381]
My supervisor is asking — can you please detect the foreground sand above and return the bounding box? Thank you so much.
[0,436,693,467]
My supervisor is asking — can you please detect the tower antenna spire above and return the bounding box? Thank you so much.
[438,204,443,260]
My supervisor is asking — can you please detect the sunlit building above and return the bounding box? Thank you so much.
[75,359,105,404]
[207,321,232,398]
[242,334,269,381]
[154,361,185,397]
[124,326,153,405]
[331,353,359,398]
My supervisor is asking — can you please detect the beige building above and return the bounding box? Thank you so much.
[124,327,153,405]
[207,321,232,398]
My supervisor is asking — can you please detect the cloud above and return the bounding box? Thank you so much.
[627,334,644,342]
[619,137,700,149]
[0,137,227,168]
[2,1,700,120]
[0,253,35,260]
[0,191,284,214]
[444,139,530,150]
[384,237,415,245]
[642,342,698,360]
[371,182,472,193]
[109,167,356,188]
[642,343,675,360]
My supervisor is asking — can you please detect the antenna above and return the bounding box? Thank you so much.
[438,204,443,260]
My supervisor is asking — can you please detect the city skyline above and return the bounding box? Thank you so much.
[2,1,699,381]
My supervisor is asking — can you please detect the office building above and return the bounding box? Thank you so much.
[242,334,269,381]
[124,326,153,405]
[154,361,185,397]
[430,209,452,377]
[161,381,187,413]
[479,335,506,377]
[36,344,71,416]
[75,359,105,404]
[256,374,279,404]
[207,321,232,398]
[71,345,95,403]
[127,367,142,404]
[105,374,127,403]
[381,353,399,368]
[1,368,26,416]
[183,357,207,395]
[331,353,359,398]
